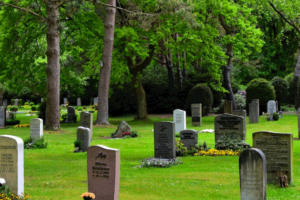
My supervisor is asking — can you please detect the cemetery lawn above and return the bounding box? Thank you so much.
[2,112,300,200]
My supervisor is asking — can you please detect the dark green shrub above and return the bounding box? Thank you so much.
[24,137,48,149]
[6,119,20,125]
[270,76,288,106]
[246,78,275,114]
[285,73,300,105]
[78,107,83,111]
[74,106,78,109]
[30,102,34,106]
[31,106,37,111]
[185,83,213,116]
[130,130,138,138]
[10,106,18,112]
[25,102,29,105]
[74,140,82,149]
[38,100,46,124]
[273,112,279,121]
[18,99,22,107]
[11,99,14,105]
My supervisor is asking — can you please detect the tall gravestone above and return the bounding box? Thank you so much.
[93,97,98,104]
[30,118,43,142]
[64,98,67,104]
[276,100,279,112]
[249,99,259,123]
[267,100,276,121]
[0,135,24,196]
[41,98,44,102]
[77,98,81,107]
[68,106,76,122]
[224,100,232,114]
[80,112,93,142]
[239,148,267,200]
[154,122,176,159]
[173,109,186,133]
[180,129,198,150]
[253,131,293,184]
[214,114,245,144]
[88,145,120,200]
[77,126,91,152]
[0,107,6,128]
[3,99,7,107]
[232,110,247,134]
[14,99,18,106]
[191,104,202,126]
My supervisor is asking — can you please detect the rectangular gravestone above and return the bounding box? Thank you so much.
[253,131,293,184]
[239,148,266,200]
[173,109,186,133]
[224,100,232,114]
[249,99,259,123]
[267,100,276,121]
[41,98,44,102]
[14,99,18,106]
[68,106,76,122]
[3,99,7,107]
[0,107,6,128]
[214,114,245,144]
[0,135,24,196]
[93,97,98,104]
[64,98,67,104]
[77,98,81,107]
[80,112,93,142]
[30,118,43,142]
[191,104,202,126]
[180,129,198,150]
[154,122,176,159]
[77,126,91,152]
[232,110,247,135]
[88,145,120,200]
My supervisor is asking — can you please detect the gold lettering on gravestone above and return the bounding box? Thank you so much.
[0,153,14,173]
[92,152,109,178]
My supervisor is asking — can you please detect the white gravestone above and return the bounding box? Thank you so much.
[93,97,98,104]
[173,109,186,133]
[80,112,93,142]
[267,100,276,121]
[30,118,43,142]
[77,98,81,107]
[64,98,67,104]
[77,126,91,152]
[0,135,24,196]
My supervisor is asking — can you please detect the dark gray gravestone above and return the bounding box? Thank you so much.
[253,131,293,184]
[180,129,198,150]
[224,100,232,114]
[267,100,276,121]
[239,148,266,200]
[80,112,93,142]
[191,104,202,126]
[232,110,247,134]
[249,99,259,123]
[77,126,91,152]
[67,106,76,122]
[0,107,6,128]
[77,98,81,107]
[154,122,175,159]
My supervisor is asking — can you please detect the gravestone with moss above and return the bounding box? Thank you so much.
[77,98,81,107]
[249,99,259,123]
[77,126,91,152]
[191,104,202,126]
[80,112,93,142]
[232,110,246,134]
[14,99,18,107]
[67,106,76,123]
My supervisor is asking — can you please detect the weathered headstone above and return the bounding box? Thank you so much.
[88,145,120,200]
[3,99,7,107]
[67,106,76,122]
[249,99,259,123]
[0,135,24,196]
[30,118,43,142]
[239,148,266,200]
[77,126,91,152]
[224,100,232,114]
[41,98,44,102]
[180,129,198,150]
[173,109,186,133]
[80,112,93,142]
[64,98,67,104]
[253,131,293,184]
[154,122,176,159]
[77,98,81,107]
[279,111,283,118]
[14,99,18,106]
[93,97,98,104]
[232,110,247,134]
[191,104,202,126]
[113,121,131,138]
[267,100,276,121]
[214,114,245,144]
[0,107,6,128]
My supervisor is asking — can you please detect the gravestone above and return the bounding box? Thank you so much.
[77,126,91,152]
[214,114,245,144]
[88,145,120,200]
[41,98,44,102]
[279,111,283,118]
[232,110,247,134]
[267,100,276,121]
[224,100,232,114]
[77,98,81,107]
[64,98,67,104]
[112,121,131,138]
[80,112,93,142]
[93,97,98,104]
[180,129,198,150]
[0,135,24,196]
[276,100,278,112]
[253,131,293,184]
[173,109,186,133]
[154,122,176,159]
[249,99,259,123]
[239,148,266,200]
[14,99,18,106]
[191,104,202,126]
[3,99,7,107]
[67,106,76,122]
[0,107,6,128]
[30,118,43,142]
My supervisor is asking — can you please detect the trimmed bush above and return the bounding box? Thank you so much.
[25,102,29,105]
[31,106,37,111]
[18,99,22,107]
[30,102,34,106]
[270,76,288,107]
[10,106,18,112]
[11,99,14,105]
[6,119,20,125]
[185,84,213,116]
[246,78,275,114]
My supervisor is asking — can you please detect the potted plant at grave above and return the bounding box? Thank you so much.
[74,140,82,153]
[81,192,95,200]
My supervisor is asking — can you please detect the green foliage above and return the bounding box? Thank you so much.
[234,93,246,109]
[18,99,22,107]
[30,102,34,106]
[31,106,37,111]
[273,112,279,121]
[140,157,183,168]
[176,139,188,156]
[285,73,300,105]
[10,99,14,105]
[270,76,288,104]
[24,137,48,149]
[25,102,29,105]
[78,107,83,111]
[9,106,18,112]
[130,130,138,138]
[74,140,82,149]
[215,134,246,151]
[246,78,275,113]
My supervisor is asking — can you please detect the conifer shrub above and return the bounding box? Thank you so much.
[246,78,275,114]
[270,76,288,106]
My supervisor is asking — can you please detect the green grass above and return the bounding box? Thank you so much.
[2,111,300,200]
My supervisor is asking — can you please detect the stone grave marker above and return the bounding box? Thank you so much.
[41,98,44,102]
[249,99,259,123]
[224,100,232,114]
[77,98,81,107]
[253,131,293,184]
[30,118,43,142]
[180,129,198,150]
[267,100,276,121]
[68,106,76,122]
[64,98,67,104]
[214,114,245,144]
[232,110,247,134]
[239,148,266,200]
[3,99,7,107]
[191,104,202,126]
[77,126,91,152]
[88,145,120,200]
[93,97,98,104]
[14,99,18,106]
[0,107,6,128]
[154,122,175,159]
[276,100,279,112]
[173,109,186,133]
[0,135,24,196]
[80,112,93,142]
[279,111,283,118]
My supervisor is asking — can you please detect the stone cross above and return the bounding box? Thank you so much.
[77,126,91,152]
[154,122,175,159]
[249,99,259,123]
[191,104,202,126]
[173,109,186,133]
[80,112,93,142]
[30,118,43,142]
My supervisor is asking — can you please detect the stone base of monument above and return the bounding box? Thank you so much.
[293,138,300,140]
[74,147,82,153]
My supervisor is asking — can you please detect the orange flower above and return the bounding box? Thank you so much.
[81,192,95,199]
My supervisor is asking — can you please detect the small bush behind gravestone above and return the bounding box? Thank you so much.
[6,119,20,125]
[9,106,18,112]
[31,106,37,111]
[18,99,22,107]
[215,134,246,151]
[25,102,29,105]
[273,112,279,121]
[140,157,183,168]
[24,137,48,149]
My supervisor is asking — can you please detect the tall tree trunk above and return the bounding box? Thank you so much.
[294,46,300,109]
[131,72,147,119]
[182,51,187,80]
[176,51,182,90]
[45,1,60,131]
[96,0,116,125]
[223,43,237,110]
[165,54,176,96]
